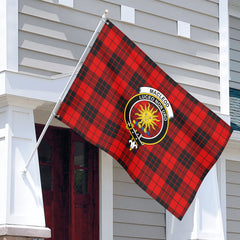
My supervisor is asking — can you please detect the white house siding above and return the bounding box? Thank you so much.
[18,0,222,239]
[226,160,240,240]
[19,0,220,110]
[230,16,240,90]
[113,161,166,240]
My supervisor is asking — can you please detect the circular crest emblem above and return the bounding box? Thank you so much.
[124,87,174,150]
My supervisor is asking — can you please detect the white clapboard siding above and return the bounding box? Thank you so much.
[19,0,221,111]
[230,16,240,90]
[101,0,218,31]
[226,160,240,240]
[113,160,166,240]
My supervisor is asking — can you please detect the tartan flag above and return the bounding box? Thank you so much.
[56,20,232,220]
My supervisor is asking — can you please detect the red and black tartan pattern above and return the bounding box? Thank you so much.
[56,20,232,220]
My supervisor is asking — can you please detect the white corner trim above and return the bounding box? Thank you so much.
[219,0,230,115]
[177,21,191,39]
[99,150,113,240]
[121,5,135,24]
[0,0,18,72]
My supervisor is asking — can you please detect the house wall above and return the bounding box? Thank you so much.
[18,0,223,239]
[226,160,240,240]
[19,0,221,111]
[229,16,240,90]
[113,161,166,240]
[228,12,240,240]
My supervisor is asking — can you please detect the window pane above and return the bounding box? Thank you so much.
[74,169,88,194]
[39,140,52,163]
[40,165,52,191]
[74,142,87,167]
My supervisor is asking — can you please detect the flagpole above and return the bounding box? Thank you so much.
[22,10,109,174]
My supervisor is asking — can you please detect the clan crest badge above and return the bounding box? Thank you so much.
[124,87,174,150]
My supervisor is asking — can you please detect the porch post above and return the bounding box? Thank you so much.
[0,96,51,240]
